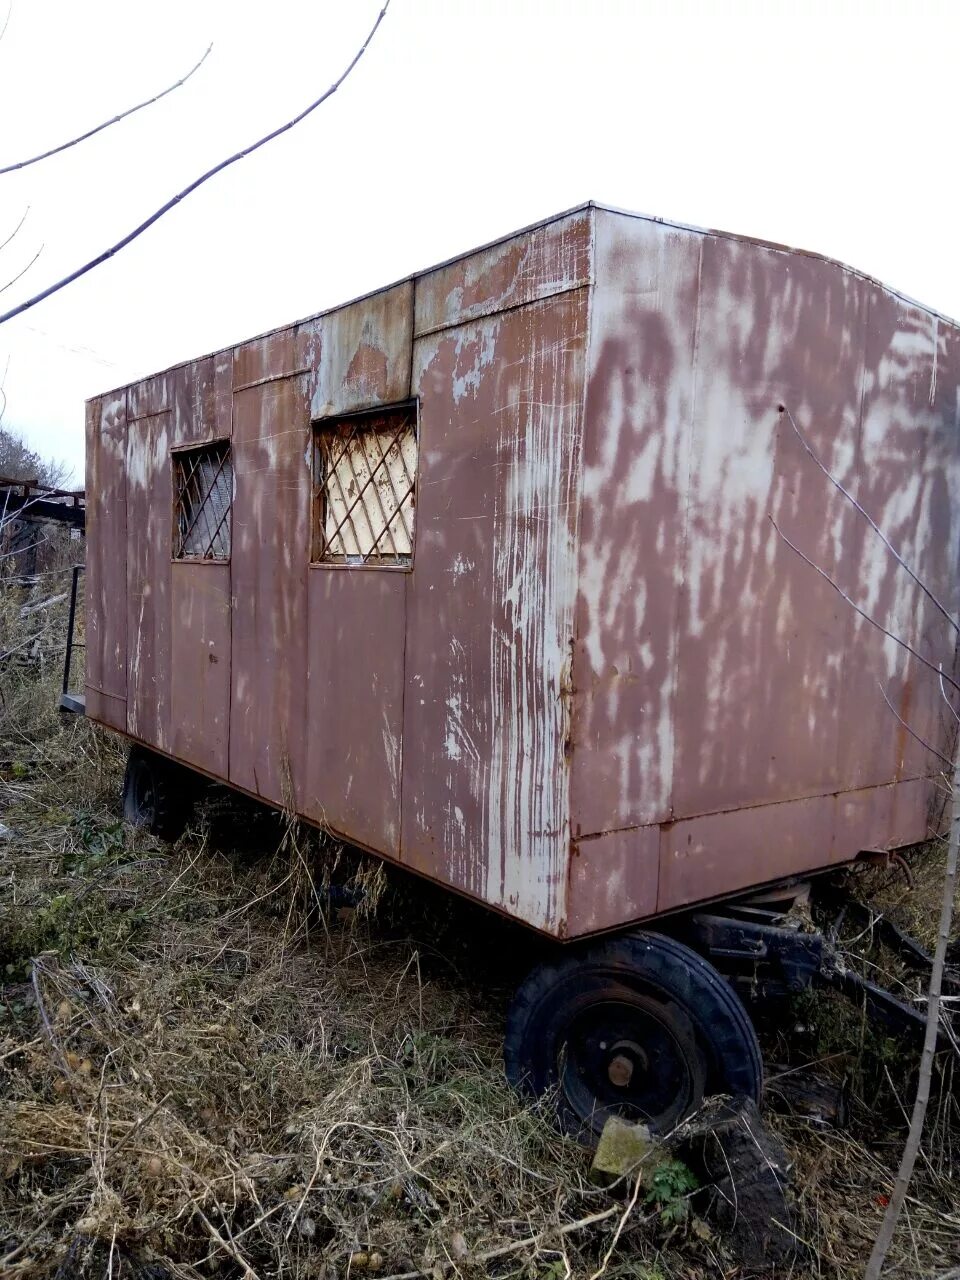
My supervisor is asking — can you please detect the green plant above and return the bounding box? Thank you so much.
[644,1157,697,1227]
[62,811,127,874]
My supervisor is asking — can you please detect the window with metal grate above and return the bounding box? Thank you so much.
[312,405,417,566]
[172,440,233,560]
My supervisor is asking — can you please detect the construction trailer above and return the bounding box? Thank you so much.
[80,203,960,1137]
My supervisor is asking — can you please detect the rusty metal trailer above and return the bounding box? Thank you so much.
[81,203,960,1136]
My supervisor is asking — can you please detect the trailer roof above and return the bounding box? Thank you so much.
[90,200,960,404]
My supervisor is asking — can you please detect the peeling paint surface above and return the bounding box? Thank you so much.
[85,392,127,732]
[401,280,589,932]
[567,209,960,928]
[86,204,960,940]
[229,372,310,801]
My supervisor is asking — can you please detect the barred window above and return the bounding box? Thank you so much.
[312,405,417,566]
[173,441,232,560]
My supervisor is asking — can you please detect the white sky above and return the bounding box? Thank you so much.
[1,0,958,486]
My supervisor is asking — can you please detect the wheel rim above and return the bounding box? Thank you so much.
[559,989,707,1135]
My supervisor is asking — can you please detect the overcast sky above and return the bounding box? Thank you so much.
[1,0,958,485]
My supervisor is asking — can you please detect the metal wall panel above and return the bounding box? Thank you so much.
[414,209,592,338]
[402,290,589,933]
[835,291,960,791]
[125,410,172,751]
[668,232,867,821]
[570,214,702,837]
[121,355,234,762]
[302,569,406,854]
[234,328,310,391]
[85,392,128,731]
[567,826,660,936]
[308,282,413,420]
[657,776,939,911]
[567,209,960,928]
[229,370,311,805]
[299,291,413,855]
[169,561,231,775]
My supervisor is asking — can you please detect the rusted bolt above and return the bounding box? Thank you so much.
[608,1054,634,1088]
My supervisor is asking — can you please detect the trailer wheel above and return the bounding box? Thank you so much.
[122,746,194,842]
[504,931,763,1143]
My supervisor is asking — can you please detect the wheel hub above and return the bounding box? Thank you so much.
[604,1041,645,1088]
[561,992,707,1133]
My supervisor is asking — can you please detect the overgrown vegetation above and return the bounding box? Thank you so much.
[0,603,957,1277]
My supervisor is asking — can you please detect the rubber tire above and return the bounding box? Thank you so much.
[122,746,194,842]
[504,930,763,1144]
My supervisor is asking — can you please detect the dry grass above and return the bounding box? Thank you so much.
[0,647,957,1276]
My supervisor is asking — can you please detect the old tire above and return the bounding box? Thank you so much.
[122,746,194,842]
[504,931,763,1144]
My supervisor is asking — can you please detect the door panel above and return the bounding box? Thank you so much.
[228,376,311,804]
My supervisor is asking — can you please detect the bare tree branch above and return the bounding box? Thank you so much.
[877,681,954,768]
[0,1,392,328]
[0,206,28,255]
[777,404,960,1276]
[780,405,959,636]
[940,664,960,725]
[865,770,958,1279]
[0,243,42,295]
[768,514,960,694]
[0,43,213,176]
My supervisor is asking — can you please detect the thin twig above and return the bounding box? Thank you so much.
[939,663,960,725]
[878,681,954,768]
[780,405,959,636]
[588,1166,647,1280]
[378,1204,621,1280]
[769,515,960,694]
[0,2,392,326]
[192,1200,261,1280]
[0,244,42,295]
[110,1091,172,1159]
[0,206,29,255]
[865,768,959,1279]
[29,956,72,1078]
[0,45,213,175]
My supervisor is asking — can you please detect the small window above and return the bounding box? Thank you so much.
[173,440,232,560]
[312,405,417,566]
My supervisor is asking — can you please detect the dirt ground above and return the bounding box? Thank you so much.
[0,655,958,1279]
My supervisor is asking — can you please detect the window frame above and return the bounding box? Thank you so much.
[309,400,420,573]
[170,437,234,564]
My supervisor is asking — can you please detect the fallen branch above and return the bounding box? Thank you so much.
[193,1201,261,1280]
